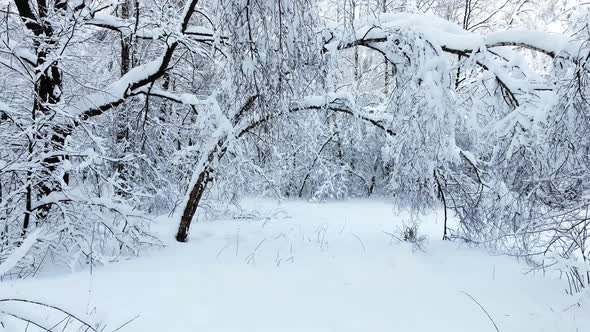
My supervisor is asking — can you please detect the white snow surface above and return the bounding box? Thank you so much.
[1,199,588,331]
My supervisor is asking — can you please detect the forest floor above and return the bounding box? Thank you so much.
[1,199,589,331]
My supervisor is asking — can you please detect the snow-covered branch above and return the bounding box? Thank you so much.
[67,0,205,123]
[235,94,396,138]
[87,13,215,42]
[69,47,178,122]
[323,13,573,107]
[324,13,579,60]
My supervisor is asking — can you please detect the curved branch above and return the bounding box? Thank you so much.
[0,298,98,332]
[325,15,576,59]
[235,97,396,138]
[323,25,561,106]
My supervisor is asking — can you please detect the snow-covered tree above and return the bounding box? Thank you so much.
[0,0,589,293]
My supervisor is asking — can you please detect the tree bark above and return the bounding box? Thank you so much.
[16,0,66,228]
[175,95,259,242]
[176,167,212,242]
[382,0,389,95]
[176,141,227,242]
[115,0,133,188]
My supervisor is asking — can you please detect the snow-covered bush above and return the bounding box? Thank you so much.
[399,220,428,252]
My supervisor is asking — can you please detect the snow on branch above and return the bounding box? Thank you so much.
[323,13,575,107]
[0,101,12,117]
[66,49,177,122]
[325,13,580,61]
[86,12,135,34]
[131,87,210,107]
[63,0,209,124]
[0,39,36,66]
[235,93,396,137]
[0,229,43,277]
[294,94,396,136]
[87,12,215,42]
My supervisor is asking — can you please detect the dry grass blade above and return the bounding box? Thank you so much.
[460,291,500,332]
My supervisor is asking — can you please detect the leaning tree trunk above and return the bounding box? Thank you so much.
[176,139,227,242]
[176,95,258,242]
[176,166,212,242]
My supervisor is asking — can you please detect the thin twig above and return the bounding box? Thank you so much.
[460,291,500,332]
[111,314,140,332]
[0,298,98,332]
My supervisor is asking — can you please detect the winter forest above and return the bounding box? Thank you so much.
[0,0,589,330]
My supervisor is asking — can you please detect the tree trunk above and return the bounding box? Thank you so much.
[120,0,132,76]
[176,140,227,242]
[382,0,389,95]
[16,1,66,229]
[352,0,359,82]
[176,95,259,241]
[434,170,449,240]
[115,0,133,185]
[176,167,212,242]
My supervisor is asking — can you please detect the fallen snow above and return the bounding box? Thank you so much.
[1,199,588,331]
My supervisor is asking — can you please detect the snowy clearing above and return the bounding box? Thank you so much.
[1,200,588,332]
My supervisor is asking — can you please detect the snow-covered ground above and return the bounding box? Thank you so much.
[1,199,589,331]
